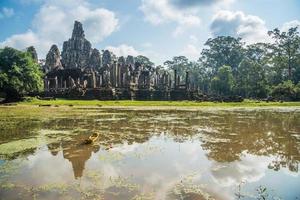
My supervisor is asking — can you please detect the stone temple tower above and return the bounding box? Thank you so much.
[61,21,93,69]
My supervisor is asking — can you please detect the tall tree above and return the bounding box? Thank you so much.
[245,43,271,64]
[26,46,38,62]
[164,56,191,84]
[268,27,300,82]
[164,56,189,77]
[200,36,244,77]
[211,65,234,96]
[135,55,154,70]
[236,58,267,98]
[0,47,43,101]
[188,61,211,92]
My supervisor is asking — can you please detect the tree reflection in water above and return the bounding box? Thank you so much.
[0,107,299,199]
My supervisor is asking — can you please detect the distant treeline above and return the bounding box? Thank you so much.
[1,26,300,102]
[161,26,300,101]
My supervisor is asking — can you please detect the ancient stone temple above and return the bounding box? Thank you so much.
[43,21,194,100]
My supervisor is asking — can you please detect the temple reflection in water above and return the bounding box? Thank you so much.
[41,109,300,179]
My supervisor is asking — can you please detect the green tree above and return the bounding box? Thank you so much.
[164,56,191,88]
[164,56,190,77]
[135,55,154,69]
[271,80,298,101]
[268,27,300,82]
[26,46,38,62]
[245,43,271,64]
[0,47,43,102]
[211,65,234,96]
[235,58,267,98]
[188,61,211,92]
[164,56,211,92]
[200,36,244,77]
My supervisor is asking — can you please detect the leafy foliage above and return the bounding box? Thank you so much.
[200,36,244,76]
[26,46,38,62]
[135,55,154,69]
[163,26,300,100]
[271,80,300,101]
[211,66,234,96]
[0,47,43,101]
[268,27,300,82]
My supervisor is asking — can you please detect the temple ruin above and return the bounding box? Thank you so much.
[43,21,198,100]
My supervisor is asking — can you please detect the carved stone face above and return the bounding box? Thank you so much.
[89,48,101,69]
[102,50,112,65]
[45,44,62,70]
[126,55,135,66]
[61,21,92,69]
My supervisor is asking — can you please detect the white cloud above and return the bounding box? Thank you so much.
[0,7,14,19]
[1,30,38,48]
[0,0,118,58]
[181,44,201,60]
[210,10,271,44]
[171,0,235,8]
[189,35,199,43]
[105,44,166,65]
[139,0,235,36]
[105,44,140,57]
[211,155,270,187]
[0,30,54,59]
[32,2,118,44]
[281,20,300,32]
[111,143,140,154]
[140,0,201,36]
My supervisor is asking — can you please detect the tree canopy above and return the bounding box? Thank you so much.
[163,26,300,100]
[0,47,43,101]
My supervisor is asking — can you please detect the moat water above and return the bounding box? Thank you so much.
[0,106,299,200]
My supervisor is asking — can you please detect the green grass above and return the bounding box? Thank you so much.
[16,98,300,107]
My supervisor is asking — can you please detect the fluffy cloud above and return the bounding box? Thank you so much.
[170,0,234,8]
[189,35,199,43]
[140,0,201,36]
[105,44,140,57]
[210,10,271,44]
[211,155,270,187]
[140,0,235,37]
[180,44,201,60]
[281,20,300,32]
[0,7,14,19]
[0,0,118,58]
[0,30,51,55]
[105,44,166,65]
[32,2,118,44]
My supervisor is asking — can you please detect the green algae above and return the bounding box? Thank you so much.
[109,176,140,192]
[169,172,215,200]
[0,138,42,159]
[99,151,125,162]
[0,183,16,189]
[37,183,69,194]
[0,129,76,159]
[131,193,155,200]
[0,106,299,199]
[0,159,25,176]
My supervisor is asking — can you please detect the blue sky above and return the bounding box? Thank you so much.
[0,0,299,65]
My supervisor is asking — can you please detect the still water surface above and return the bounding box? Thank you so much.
[0,106,299,200]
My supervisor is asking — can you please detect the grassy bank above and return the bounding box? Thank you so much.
[15,98,300,107]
